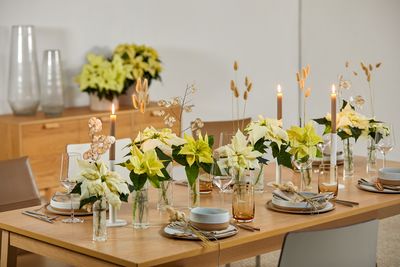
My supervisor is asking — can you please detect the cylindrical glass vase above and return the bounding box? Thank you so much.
[366,137,377,174]
[157,180,173,211]
[41,49,64,116]
[93,198,107,242]
[343,139,354,178]
[132,184,149,229]
[7,25,40,115]
[188,178,200,209]
[253,164,265,193]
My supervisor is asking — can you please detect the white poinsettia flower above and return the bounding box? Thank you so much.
[135,127,185,156]
[246,116,288,147]
[326,104,370,136]
[216,130,262,175]
[104,184,122,209]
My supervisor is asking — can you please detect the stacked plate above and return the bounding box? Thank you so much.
[267,190,334,214]
[47,193,92,216]
[378,168,400,186]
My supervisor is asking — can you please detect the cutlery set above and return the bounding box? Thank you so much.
[22,210,58,223]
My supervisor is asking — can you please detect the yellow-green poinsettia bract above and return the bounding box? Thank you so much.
[287,122,323,161]
[178,133,213,166]
[127,145,165,178]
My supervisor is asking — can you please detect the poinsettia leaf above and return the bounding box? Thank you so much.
[148,175,160,188]
[79,195,98,209]
[277,150,293,169]
[172,146,188,166]
[313,117,328,125]
[130,172,147,191]
[208,135,214,148]
[120,193,129,202]
[199,162,212,174]
[254,138,267,154]
[155,147,172,162]
[351,127,362,142]
[185,164,199,187]
[257,157,269,165]
[338,131,352,140]
[70,182,82,194]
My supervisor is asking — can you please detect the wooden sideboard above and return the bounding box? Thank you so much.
[0,103,180,194]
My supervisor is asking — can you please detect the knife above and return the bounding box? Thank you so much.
[22,211,54,223]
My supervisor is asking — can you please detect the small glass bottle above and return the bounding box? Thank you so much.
[132,184,149,229]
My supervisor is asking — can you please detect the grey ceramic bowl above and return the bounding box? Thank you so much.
[378,167,400,185]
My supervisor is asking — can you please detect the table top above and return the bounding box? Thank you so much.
[1,157,400,266]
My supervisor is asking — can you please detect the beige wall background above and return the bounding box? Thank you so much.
[0,0,399,160]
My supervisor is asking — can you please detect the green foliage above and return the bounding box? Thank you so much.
[185,164,199,187]
[130,172,148,191]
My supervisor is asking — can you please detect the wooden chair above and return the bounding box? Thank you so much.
[0,157,41,212]
[192,118,252,148]
[277,220,379,267]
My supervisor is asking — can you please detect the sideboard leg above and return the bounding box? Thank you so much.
[255,255,261,267]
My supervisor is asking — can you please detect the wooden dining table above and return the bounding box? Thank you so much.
[1,157,400,267]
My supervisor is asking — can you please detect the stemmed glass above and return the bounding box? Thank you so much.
[375,123,395,168]
[60,152,83,223]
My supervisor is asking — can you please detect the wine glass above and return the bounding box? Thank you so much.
[375,123,395,168]
[212,132,235,193]
[60,152,83,223]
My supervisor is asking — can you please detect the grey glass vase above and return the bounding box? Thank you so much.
[41,49,64,116]
[7,25,40,115]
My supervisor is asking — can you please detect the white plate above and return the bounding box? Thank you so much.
[46,205,92,216]
[266,200,335,214]
[163,224,238,240]
[357,184,400,194]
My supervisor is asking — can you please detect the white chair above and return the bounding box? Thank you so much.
[66,138,131,181]
[277,220,378,267]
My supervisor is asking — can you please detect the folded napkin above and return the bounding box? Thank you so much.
[272,189,333,204]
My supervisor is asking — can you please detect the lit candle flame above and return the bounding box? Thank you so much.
[277,84,282,93]
[111,103,115,115]
[331,84,336,94]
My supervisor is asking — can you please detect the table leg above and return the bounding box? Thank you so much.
[1,230,17,267]
[255,255,261,267]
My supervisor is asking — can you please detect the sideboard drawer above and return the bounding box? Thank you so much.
[21,120,81,156]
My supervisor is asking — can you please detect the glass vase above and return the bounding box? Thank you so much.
[41,49,64,116]
[188,178,200,209]
[366,137,377,174]
[132,184,149,229]
[92,198,107,242]
[253,164,265,193]
[343,139,354,178]
[7,25,40,115]
[293,158,313,192]
[157,180,173,211]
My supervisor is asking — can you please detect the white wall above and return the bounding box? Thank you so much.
[0,0,300,131]
[302,0,400,160]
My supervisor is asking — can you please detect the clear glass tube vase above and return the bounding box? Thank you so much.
[157,180,173,211]
[132,184,149,229]
[343,139,354,178]
[93,198,107,242]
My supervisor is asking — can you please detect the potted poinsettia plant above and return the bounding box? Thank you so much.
[171,133,213,208]
[314,101,369,178]
[133,127,185,210]
[76,53,133,111]
[113,43,163,105]
[286,122,323,191]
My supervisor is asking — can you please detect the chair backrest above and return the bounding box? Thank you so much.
[0,157,41,212]
[66,138,131,181]
[278,220,378,267]
[192,117,252,148]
